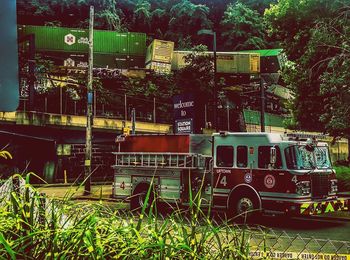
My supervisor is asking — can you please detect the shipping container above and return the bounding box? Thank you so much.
[172,51,260,74]
[95,54,145,70]
[128,33,147,56]
[128,56,145,69]
[93,30,128,54]
[36,51,88,68]
[145,39,174,64]
[18,25,89,53]
[239,49,285,73]
[18,25,146,56]
[146,61,172,74]
[94,53,118,68]
[35,51,144,70]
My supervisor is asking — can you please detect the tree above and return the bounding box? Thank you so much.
[265,0,350,158]
[175,45,213,100]
[315,7,350,140]
[240,0,277,14]
[221,2,267,50]
[124,72,176,123]
[168,0,212,48]
[17,0,124,30]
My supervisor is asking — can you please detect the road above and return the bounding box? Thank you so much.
[253,214,350,242]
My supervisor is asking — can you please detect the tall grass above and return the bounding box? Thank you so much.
[0,175,254,259]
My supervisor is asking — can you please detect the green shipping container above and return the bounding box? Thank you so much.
[36,51,88,67]
[94,54,145,69]
[243,109,285,128]
[36,51,144,70]
[94,30,128,54]
[94,53,118,68]
[128,33,147,56]
[19,25,146,56]
[19,25,89,53]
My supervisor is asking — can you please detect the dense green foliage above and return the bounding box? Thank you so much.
[221,2,267,50]
[265,0,350,141]
[334,166,350,192]
[17,0,275,50]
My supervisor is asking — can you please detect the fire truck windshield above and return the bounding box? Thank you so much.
[285,145,331,170]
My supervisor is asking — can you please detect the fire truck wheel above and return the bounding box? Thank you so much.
[228,190,260,220]
[130,184,155,213]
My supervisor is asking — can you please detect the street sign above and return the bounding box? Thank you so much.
[175,118,193,134]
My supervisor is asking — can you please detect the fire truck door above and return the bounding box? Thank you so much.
[181,159,212,206]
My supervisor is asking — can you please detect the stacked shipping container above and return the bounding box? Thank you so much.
[18,25,146,70]
[171,51,260,74]
[145,39,174,74]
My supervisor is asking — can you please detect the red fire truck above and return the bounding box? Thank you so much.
[112,132,349,217]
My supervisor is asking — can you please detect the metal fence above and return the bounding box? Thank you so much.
[232,224,350,259]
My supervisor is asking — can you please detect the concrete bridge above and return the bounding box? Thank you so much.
[0,111,172,183]
[0,111,172,134]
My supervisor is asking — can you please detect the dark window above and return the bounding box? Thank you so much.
[216,146,234,167]
[237,146,248,168]
[258,146,282,169]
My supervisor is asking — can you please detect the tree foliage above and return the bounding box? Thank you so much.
[175,45,213,102]
[17,0,275,50]
[265,0,350,139]
[221,2,267,50]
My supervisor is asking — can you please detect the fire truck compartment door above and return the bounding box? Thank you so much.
[114,174,132,197]
[160,178,181,201]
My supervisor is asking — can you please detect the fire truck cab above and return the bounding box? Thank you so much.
[112,132,349,217]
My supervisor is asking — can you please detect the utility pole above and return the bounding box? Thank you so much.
[213,32,218,132]
[260,77,265,132]
[84,5,94,195]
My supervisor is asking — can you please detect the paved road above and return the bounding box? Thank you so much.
[248,214,350,242]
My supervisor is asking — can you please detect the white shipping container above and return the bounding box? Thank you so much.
[172,51,260,74]
[145,39,174,64]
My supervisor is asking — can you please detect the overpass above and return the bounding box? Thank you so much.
[0,111,172,134]
[0,111,172,183]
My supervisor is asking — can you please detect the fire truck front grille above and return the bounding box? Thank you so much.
[311,173,329,198]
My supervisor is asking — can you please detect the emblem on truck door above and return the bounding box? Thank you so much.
[244,172,252,183]
[264,174,275,188]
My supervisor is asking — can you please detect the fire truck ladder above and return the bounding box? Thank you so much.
[112,152,208,169]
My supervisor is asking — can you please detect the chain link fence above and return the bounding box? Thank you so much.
[230,224,350,259]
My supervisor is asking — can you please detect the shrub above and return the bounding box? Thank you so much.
[334,166,350,192]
